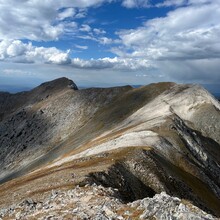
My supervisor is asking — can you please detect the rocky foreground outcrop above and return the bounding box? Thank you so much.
[0,184,215,220]
[0,78,220,219]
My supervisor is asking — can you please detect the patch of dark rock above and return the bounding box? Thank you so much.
[22,145,27,151]
[150,151,220,217]
[16,131,23,138]
[0,113,4,121]
[86,162,156,203]
[172,116,220,186]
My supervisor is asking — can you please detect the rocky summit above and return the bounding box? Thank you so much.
[0,77,220,219]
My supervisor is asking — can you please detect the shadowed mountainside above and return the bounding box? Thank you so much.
[0,77,220,219]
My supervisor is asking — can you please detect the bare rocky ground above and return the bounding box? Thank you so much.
[0,184,216,220]
[0,78,220,219]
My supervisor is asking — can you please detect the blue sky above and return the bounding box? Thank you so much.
[0,0,220,92]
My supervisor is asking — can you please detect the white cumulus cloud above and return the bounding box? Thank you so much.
[116,2,220,61]
[0,40,71,64]
[0,0,113,41]
[156,0,187,7]
[58,8,76,20]
[122,0,150,8]
[71,57,153,70]
[0,40,153,70]
[80,24,92,32]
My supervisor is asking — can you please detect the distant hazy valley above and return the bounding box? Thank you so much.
[0,77,220,219]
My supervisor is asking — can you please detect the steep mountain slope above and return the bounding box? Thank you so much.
[0,78,132,182]
[0,78,220,219]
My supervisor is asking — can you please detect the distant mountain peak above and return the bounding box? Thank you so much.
[38,77,78,91]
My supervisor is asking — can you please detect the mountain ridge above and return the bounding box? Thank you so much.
[0,78,220,219]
